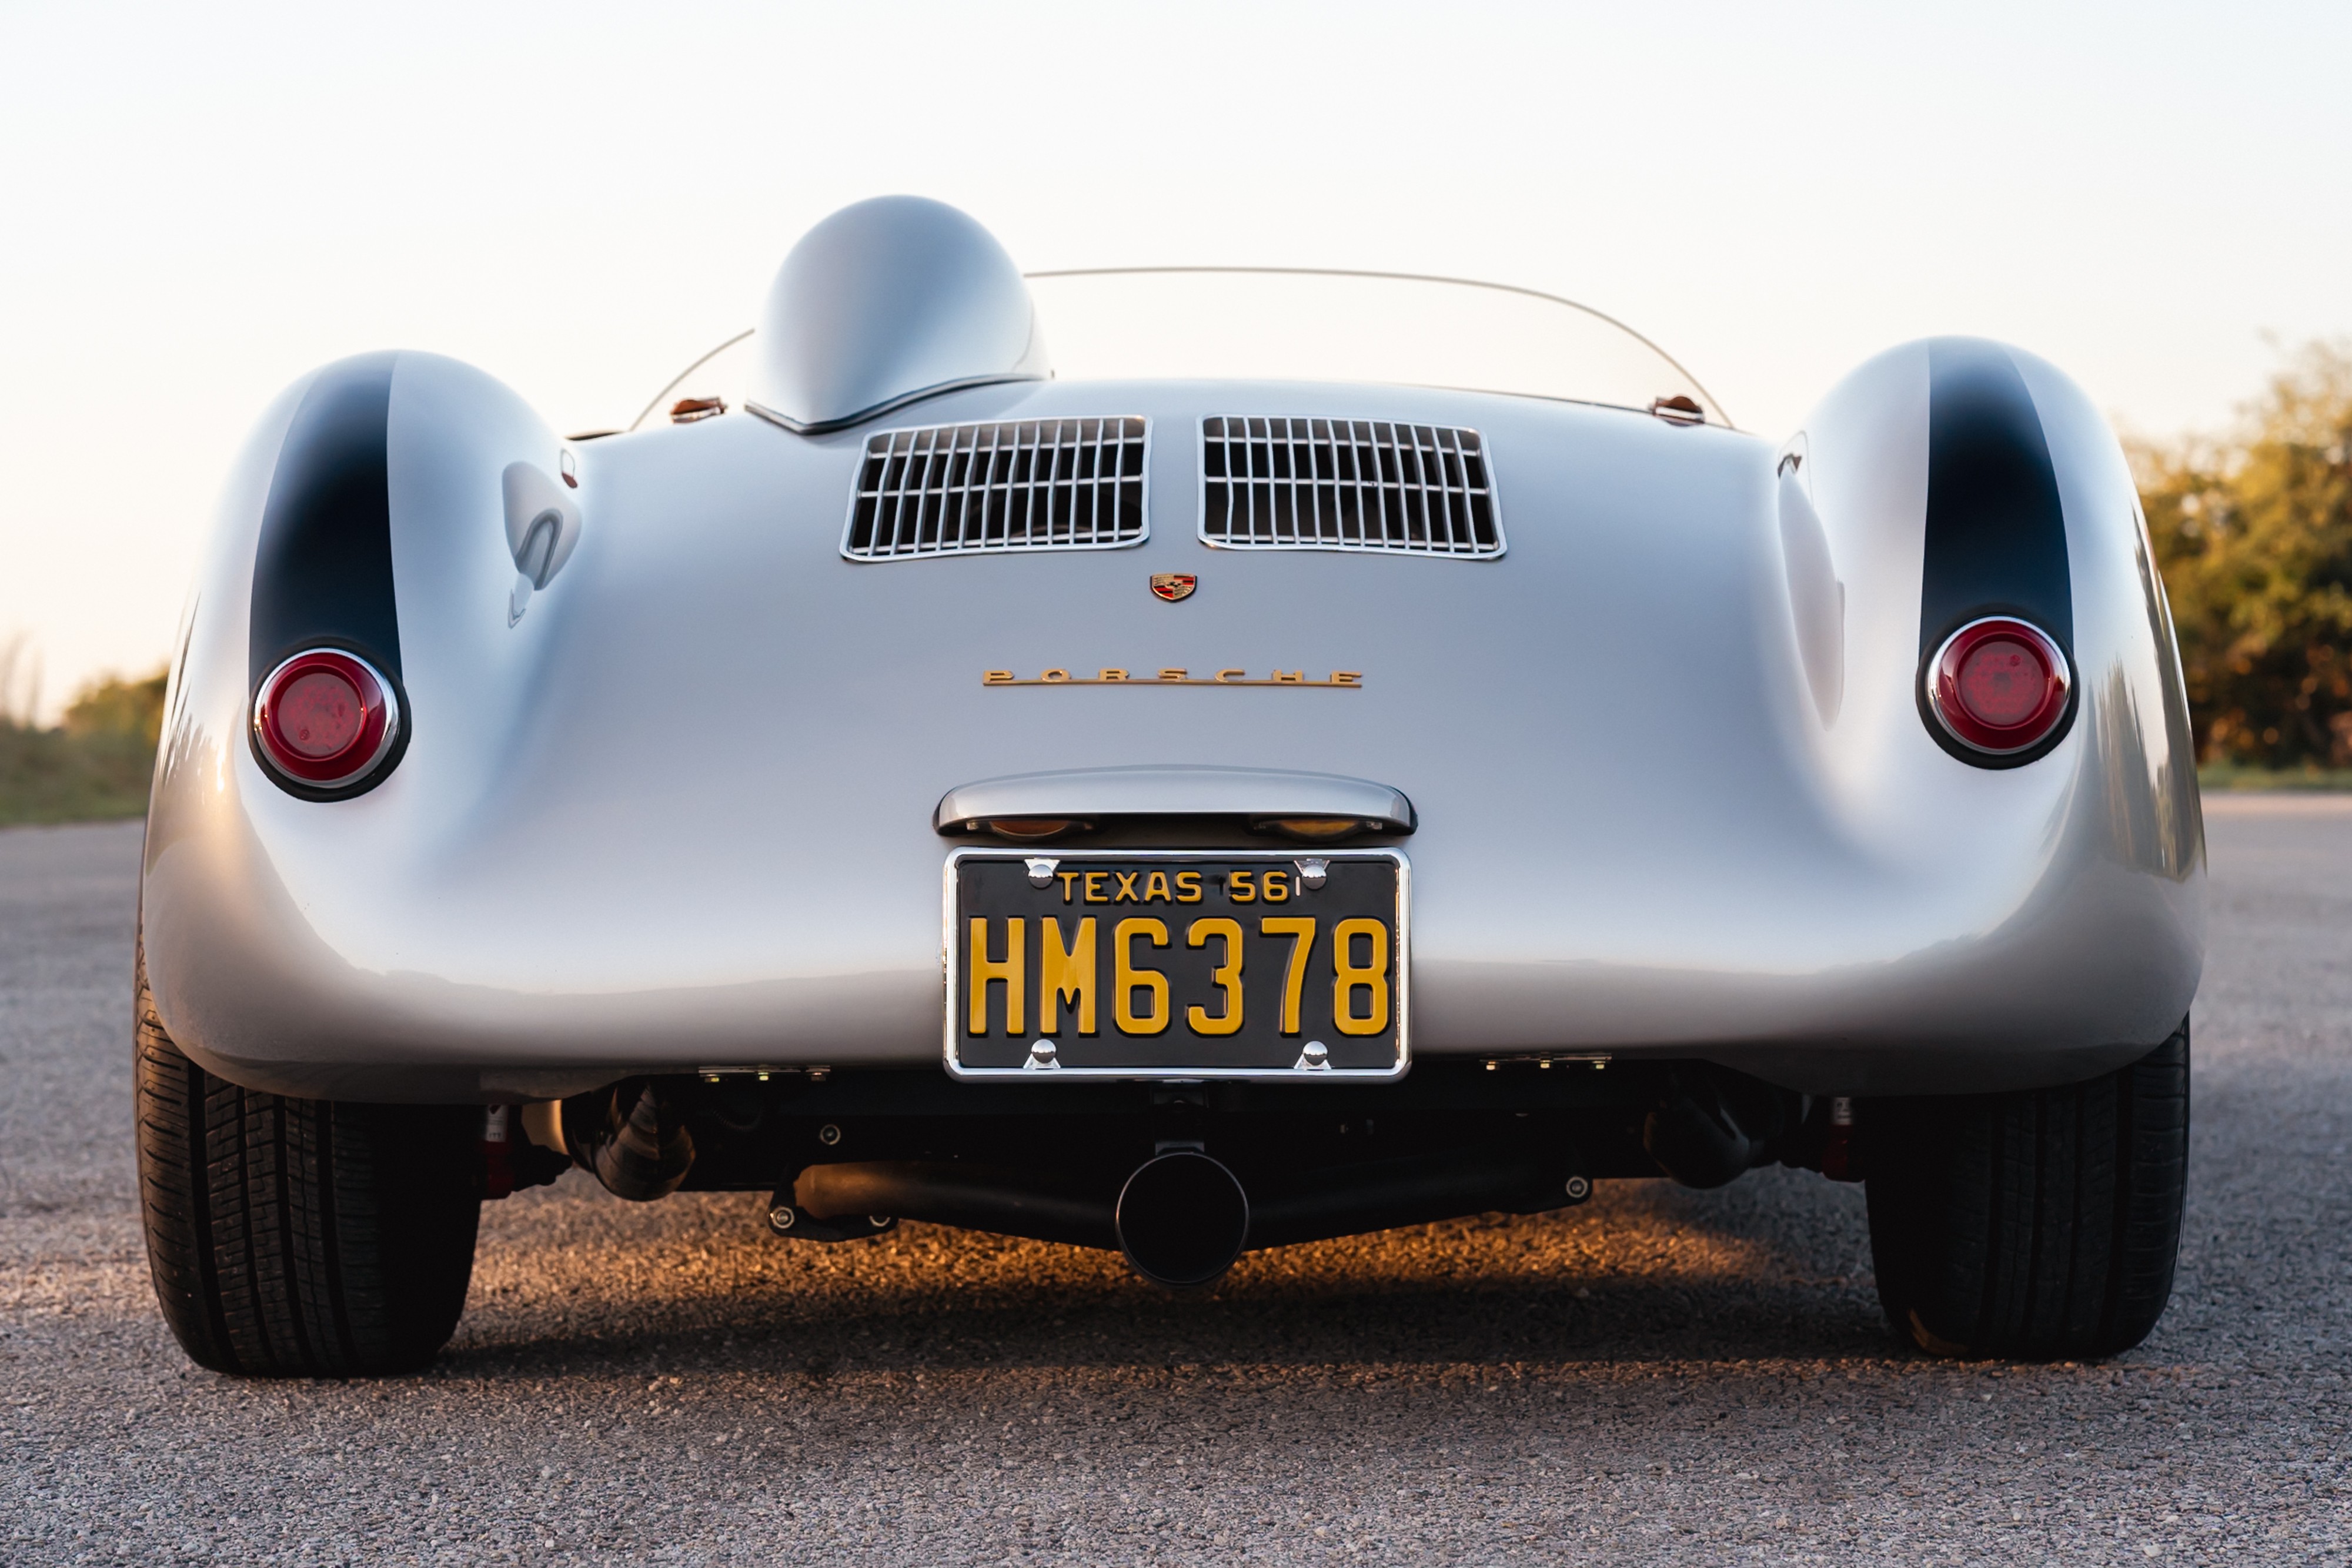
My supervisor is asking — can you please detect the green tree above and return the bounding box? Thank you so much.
[2134,341,2352,766]
[0,666,170,825]
[62,668,168,746]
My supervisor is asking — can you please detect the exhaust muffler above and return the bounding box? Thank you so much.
[787,1151,1253,1289]
[563,1081,694,1201]
[1643,1067,1795,1188]
[792,1161,1114,1248]
[781,1145,1583,1288]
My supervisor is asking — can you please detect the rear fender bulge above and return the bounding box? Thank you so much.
[245,353,413,800]
[381,351,579,813]
[1913,339,2077,768]
[145,350,582,1074]
[2007,347,2204,892]
[1776,468,1844,727]
[145,373,315,1051]
[1919,339,2073,657]
[249,354,403,686]
[1770,338,2201,1055]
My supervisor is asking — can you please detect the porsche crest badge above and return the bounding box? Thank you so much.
[1151,573,1197,603]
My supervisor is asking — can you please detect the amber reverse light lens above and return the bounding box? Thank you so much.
[252,649,400,790]
[985,817,1081,841]
[1926,617,2070,756]
[1255,817,1368,842]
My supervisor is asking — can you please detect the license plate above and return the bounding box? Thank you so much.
[944,849,1409,1079]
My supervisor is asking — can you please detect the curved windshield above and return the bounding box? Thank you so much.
[1028,269,1727,425]
[619,268,1728,434]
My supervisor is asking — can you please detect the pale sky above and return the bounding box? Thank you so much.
[4,1,2347,720]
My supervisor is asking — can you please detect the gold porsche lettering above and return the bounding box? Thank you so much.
[984,668,1364,687]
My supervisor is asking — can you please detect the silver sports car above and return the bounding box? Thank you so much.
[135,196,2200,1376]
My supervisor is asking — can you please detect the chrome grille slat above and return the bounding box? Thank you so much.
[1198,416,1501,557]
[843,417,1150,559]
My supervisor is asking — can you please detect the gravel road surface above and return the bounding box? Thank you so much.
[2,802,2346,1564]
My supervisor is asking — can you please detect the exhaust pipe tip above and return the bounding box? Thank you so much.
[1115,1152,1249,1289]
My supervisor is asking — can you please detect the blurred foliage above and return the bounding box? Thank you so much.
[2196,761,2352,791]
[2135,340,2352,768]
[0,668,168,826]
[64,668,168,746]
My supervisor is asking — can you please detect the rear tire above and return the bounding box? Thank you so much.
[134,954,482,1376]
[1864,1022,2189,1360]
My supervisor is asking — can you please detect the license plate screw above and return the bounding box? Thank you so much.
[1294,1041,1331,1071]
[1025,1039,1062,1071]
[1024,857,1060,887]
[1563,1175,1592,1203]
[1295,857,1329,890]
[818,1124,842,1146]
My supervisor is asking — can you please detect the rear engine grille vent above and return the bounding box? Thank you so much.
[844,417,1150,560]
[1200,417,1502,557]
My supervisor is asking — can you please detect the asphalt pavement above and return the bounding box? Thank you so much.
[0,801,2345,1564]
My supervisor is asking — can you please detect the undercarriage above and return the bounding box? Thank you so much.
[513,1060,1844,1288]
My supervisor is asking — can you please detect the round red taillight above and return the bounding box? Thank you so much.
[252,650,399,790]
[1925,617,2071,756]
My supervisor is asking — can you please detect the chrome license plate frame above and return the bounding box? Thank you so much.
[943,847,1409,1081]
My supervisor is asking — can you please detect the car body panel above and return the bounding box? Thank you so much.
[142,336,2201,1102]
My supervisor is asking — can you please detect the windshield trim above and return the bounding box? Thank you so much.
[1024,265,1733,430]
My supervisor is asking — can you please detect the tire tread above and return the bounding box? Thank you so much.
[134,949,480,1376]
[1866,1023,2189,1360]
